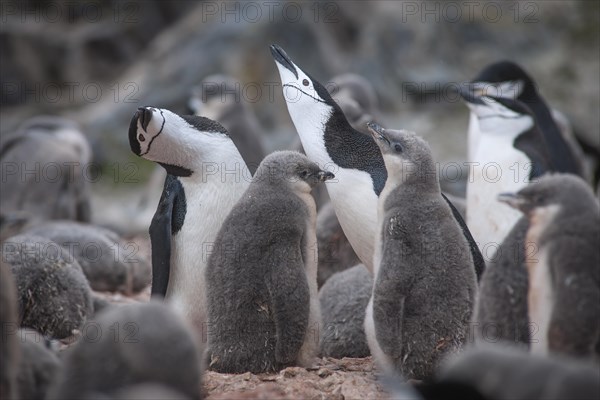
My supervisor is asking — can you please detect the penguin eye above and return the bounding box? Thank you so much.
[394,144,403,153]
[138,134,145,142]
[302,79,309,87]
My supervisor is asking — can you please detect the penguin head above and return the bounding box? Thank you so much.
[270,44,337,131]
[465,95,534,135]
[367,122,436,187]
[188,74,243,120]
[254,150,334,193]
[461,61,537,104]
[129,107,235,177]
[497,173,593,215]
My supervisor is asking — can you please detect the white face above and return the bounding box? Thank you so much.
[273,55,333,160]
[472,80,524,100]
[467,97,533,135]
[131,107,238,173]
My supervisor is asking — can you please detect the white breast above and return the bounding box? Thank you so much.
[167,172,249,334]
[467,134,531,257]
[324,167,379,274]
[467,112,480,162]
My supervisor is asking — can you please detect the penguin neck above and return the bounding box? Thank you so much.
[379,162,440,215]
[291,101,383,166]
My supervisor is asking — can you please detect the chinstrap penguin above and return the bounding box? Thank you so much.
[461,94,555,257]
[129,107,250,334]
[1,261,20,400]
[16,329,63,400]
[25,221,151,294]
[364,123,477,381]
[319,263,372,358]
[461,60,585,178]
[472,217,531,348]
[0,116,92,224]
[328,73,384,136]
[206,151,333,373]
[315,201,360,288]
[498,173,600,359]
[188,74,266,174]
[2,234,94,339]
[270,44,484,279]
[49,302,203,400]
[421,344,600,400]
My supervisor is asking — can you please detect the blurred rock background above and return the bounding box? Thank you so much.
[1,0,598,232]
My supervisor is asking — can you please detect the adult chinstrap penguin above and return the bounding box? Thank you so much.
[461,60,585,178]
[270,44,484,280]
[128,107,250,335]
[462,94,555,255]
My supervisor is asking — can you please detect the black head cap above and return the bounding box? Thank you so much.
[474,61,538,103]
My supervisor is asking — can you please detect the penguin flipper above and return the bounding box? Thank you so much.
[267,243,311,365]
[149,174,183,298]
[442,193,486,281]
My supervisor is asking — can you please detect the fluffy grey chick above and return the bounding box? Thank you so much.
[206,151,334,373]
[16,329,62,400]
[0,116,91,223]
[365,123,477,381]
[189,74,266,174]
[319,264,372,358]
[472,217,531,348]
[25,220,151,293]
[425,344,600,400]
[2,234,93,339]
[49,302,203,400]
[1,261,20,400]
[498,173,600,359]
[316,201,360,287]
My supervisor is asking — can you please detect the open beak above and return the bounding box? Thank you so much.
[497,192,527,210]
[367,121,390,146]
[458,83,486,105]
[270,44,298,79]
[317,170,335,182]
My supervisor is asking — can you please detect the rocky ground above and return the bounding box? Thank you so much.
[204,358,389,400]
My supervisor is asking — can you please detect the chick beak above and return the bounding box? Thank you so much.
[317,171,335,182]
[367,121,390,146]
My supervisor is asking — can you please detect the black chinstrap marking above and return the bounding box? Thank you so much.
[141,109,166,157]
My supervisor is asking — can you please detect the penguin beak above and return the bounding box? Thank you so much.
[317,170,335,182]
[367,121,390,146]
[497,192,528,211]
[270,44,298,79]
[458,83,486,105]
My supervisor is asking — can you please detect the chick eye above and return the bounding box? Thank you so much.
[302,79,309,87]
[300,170,309,178]
[394,144,403,153]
